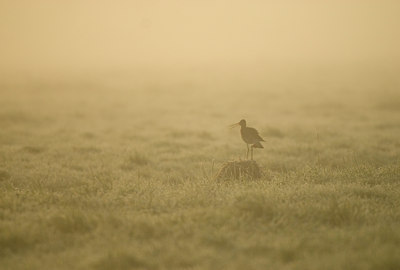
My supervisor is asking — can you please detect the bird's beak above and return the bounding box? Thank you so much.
[229,122,240,128]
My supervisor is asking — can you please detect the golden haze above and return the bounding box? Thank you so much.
[0,0,399,73]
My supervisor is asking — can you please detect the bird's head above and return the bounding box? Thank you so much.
[229,119,246,128]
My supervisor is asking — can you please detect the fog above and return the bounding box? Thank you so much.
[1,1,399,75]
[1,3,400,269]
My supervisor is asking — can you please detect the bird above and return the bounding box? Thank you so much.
[230,119,265,160]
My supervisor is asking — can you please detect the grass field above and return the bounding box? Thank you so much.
[0,69,399,270]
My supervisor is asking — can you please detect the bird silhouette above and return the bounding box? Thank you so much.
[230,119,264,160]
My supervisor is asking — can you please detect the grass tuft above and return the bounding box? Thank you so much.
[233,193,276,221]
[49,211,97,234]
[0,170,10,181]
[121,152,149,170]
[93,252,153,270]
[21,146,46,154]
[216,160,262,180]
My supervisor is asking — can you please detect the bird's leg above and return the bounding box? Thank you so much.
[246,144,249,160]
[251,145,254,160]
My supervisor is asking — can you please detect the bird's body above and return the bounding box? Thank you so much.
[230,119,264,160]
[240,126,264,146]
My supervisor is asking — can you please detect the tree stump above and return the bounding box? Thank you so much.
[215,160,262,180]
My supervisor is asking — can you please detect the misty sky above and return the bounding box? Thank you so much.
[1,1,399,72]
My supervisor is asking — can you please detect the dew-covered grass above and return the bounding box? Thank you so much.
[0,70,399,270]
